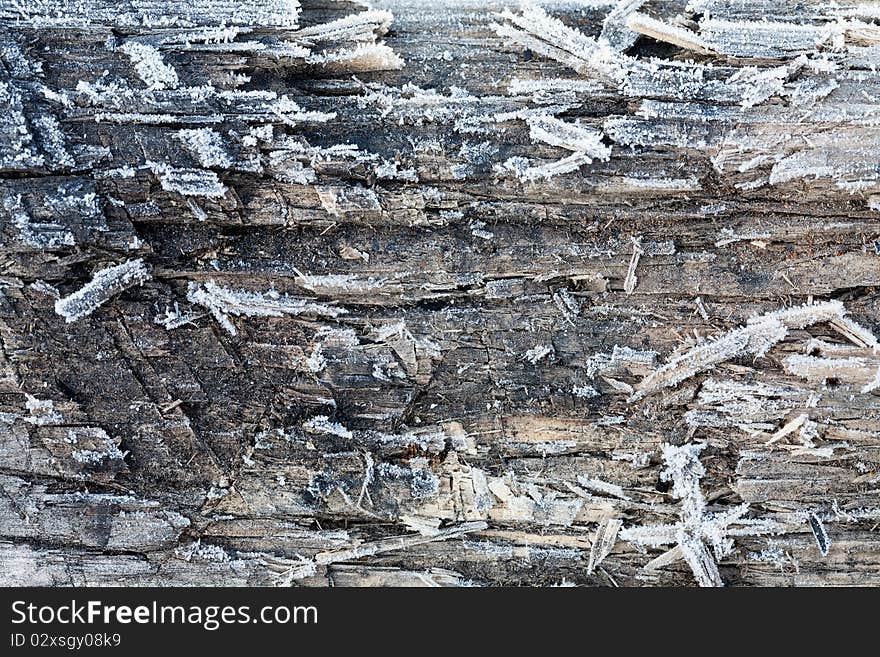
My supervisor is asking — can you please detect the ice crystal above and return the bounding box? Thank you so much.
[576,476,630,500]
[526,114,611,160]
[620,444,783,586]
[306,43,403,73]
[0,81,44,170]
[55,259,152,323]
[684,379,806,432]
[118,41,179,91]
[154,302,201,330]
[573,384,600,399]
[70,427,126,465]
[302,415,353,440]
[24,395,62,425]
[524,344,554,364]
[4,194,74,249]
[495,3,875,193]
[175,128,233,168]
[626,13,714,55]
[187,280,346,335]
[633,301,870,400]
[6,0,303,29]
[600,0,647,51]
[494,6,628,83]
[500,152,594,182]
[148,163,228,198]
[553,287,581,323]
[296,9,392,41]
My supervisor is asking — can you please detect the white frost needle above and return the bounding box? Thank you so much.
[632,301,879,400]
[55,259,152,323]
[494,6,629,82]
[187,280,346,335]
[620,444,783,587]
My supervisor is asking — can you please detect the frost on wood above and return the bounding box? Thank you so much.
[496,3,880,194]
[526,114,610,159]
[685,379,810,432]
[187,281,346,335]
[626,13,714,55]
[149,164,228,199]
[0,81,47,171]
[2,0,303,29]
[54,259,152,323]
[620,444,782,587]
[118,42,179,91]
[501,114,612,181]
[600,0,647,52]
[3,0,880,587]
[495,6,628,83]
[632,301,877,400]
[174,129,233,168]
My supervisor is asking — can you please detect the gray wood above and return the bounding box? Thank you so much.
[1,0,879,586]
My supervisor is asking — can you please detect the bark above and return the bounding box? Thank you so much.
[1,0,879,587]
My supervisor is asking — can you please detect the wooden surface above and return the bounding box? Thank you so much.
[1,0,879,586]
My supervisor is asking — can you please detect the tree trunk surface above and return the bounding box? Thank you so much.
[1,0,879,586]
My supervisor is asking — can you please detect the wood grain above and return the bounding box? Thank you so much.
[1,0,879,586]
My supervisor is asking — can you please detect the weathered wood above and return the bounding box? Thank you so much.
[1,0,879,586]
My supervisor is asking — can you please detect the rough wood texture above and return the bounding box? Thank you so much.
[1,0,879,587]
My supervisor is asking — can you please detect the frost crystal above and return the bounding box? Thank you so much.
[633,301,875,400]
[526,114,610,160]
[495,6,628,82]
[600,0,647,51]
[154,302,201,330]
[54,259,152,323]
[175,129,233,168]
[302,415,353,440]
[305,44,403,73]
[118,41,179,91]
[524,344,554,364]
[496,3,879,192]
[70,427,126,465]
[149,163,228,198]
[187,281,346,336]
[297,9,392,41]
[498,111,611,182]
[553,288,581,323]
[6,0,303,29]
[5,194,74,249]
[685,379,806,432]
[24,395,62,425]
[576,476,630,500]
[626,13,714,54]
[500,152,595,182]
[304,345,326,374]
[620,444,783,587]
[573,384,600,399]
[0,81,44,170]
